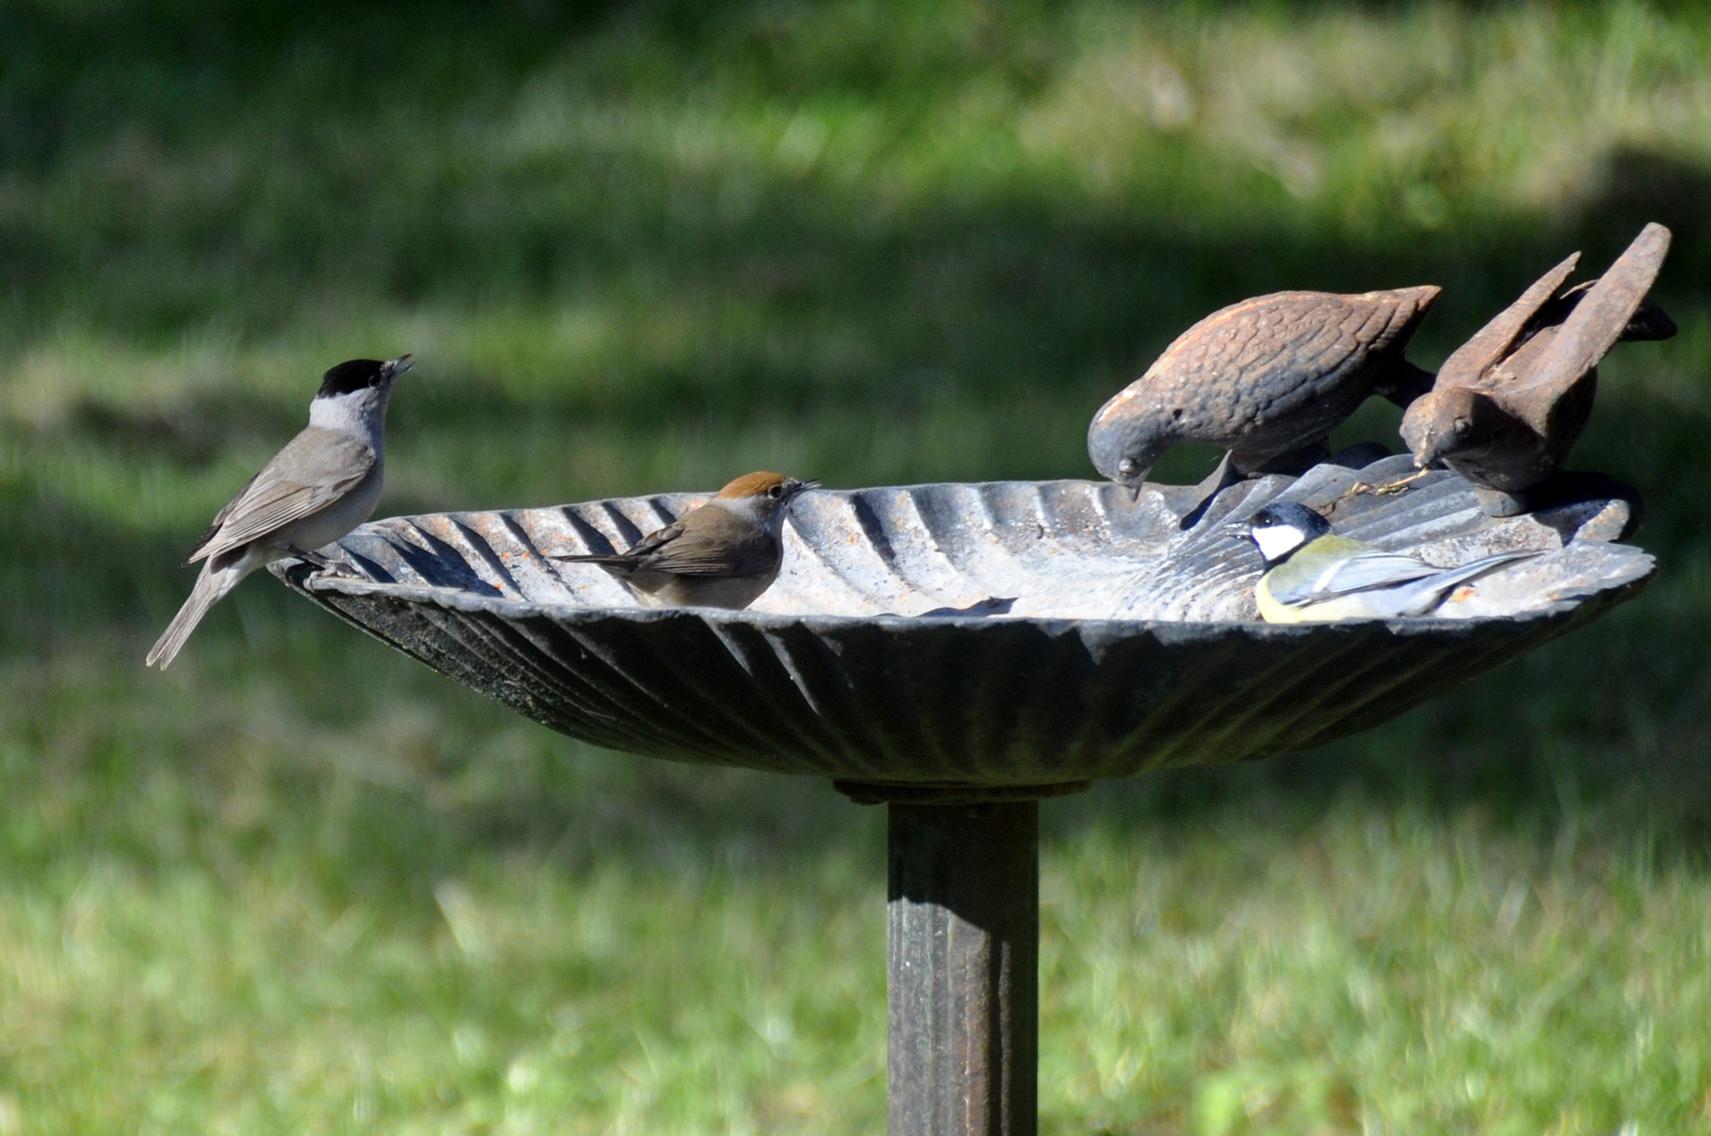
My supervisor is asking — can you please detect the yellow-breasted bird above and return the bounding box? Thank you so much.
[1244,502,1537,623]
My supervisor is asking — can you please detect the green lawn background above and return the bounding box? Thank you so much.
[3,2,1709,1132]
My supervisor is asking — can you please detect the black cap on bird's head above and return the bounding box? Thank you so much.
[317,355,415,399]
[1246,501,1332,565]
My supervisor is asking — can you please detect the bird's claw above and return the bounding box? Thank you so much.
[293,548,361,578]
[1340,467,1432,502]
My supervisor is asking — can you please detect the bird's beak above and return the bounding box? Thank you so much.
[386,354,416,379]
[793,479,822,496]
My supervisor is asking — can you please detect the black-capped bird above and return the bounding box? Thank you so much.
[1244,502,1537,623]
[146,355,414,668]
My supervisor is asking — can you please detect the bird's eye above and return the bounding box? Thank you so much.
[768,485,785,499]
[1117,458,1139,478]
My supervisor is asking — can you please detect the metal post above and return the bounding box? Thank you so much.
[887,800,1039,1136]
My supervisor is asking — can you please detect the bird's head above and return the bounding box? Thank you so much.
[309,355,413,430]
[1087,394,1175,499]
[316,355,414,399]
[711,471,820,530]
[1245,501,1332,567]
[1400,387,1487,468]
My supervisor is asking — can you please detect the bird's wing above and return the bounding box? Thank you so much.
[187,429,377,564]
[1436,253,1581,391]
[1128,287,1438,434]
[621,519,687,562]
[181,469,261,565]
[635,522,776,577]
[1234,289,1437,403]
[553,520,687,566]
[1267,549,1438,609]
[1498,224,1672,432]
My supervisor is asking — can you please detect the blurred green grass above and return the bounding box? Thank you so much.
[3,1,1710,1132]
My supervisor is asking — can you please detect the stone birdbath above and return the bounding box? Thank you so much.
[272,449,1651,1135]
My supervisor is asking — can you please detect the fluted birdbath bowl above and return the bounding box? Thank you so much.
[272,450,1651,1135]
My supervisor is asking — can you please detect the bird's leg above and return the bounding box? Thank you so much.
[1197,450,1245,497]
[1241,437,1331,477]
[1176,451,1246,530]
[1473,485,1532,517]
[290,547,361,577]
[1341,466,1433,501]
[1373,359,1437,408]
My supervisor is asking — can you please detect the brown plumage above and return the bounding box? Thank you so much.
[553,471,817,610]
[1088,286,1440,496]
[1400,223,1674,516]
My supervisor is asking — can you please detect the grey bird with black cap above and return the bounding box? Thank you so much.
[145,355,414,669]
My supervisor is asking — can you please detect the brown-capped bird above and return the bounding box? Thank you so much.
[554,471,817,609]
[1400,223,1674,516]
[1089,286,1440,499]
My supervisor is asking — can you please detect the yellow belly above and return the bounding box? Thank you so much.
[1255,575,1379,624]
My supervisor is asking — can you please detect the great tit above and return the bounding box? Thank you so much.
[1244,501,1537,623]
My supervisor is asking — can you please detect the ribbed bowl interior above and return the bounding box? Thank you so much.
[272,452,1651,787]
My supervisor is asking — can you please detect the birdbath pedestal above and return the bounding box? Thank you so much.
[273,453,1651,1135]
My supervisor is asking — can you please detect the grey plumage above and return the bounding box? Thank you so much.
[146,355,411,668]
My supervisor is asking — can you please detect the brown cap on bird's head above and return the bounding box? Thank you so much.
[717,471,821,501]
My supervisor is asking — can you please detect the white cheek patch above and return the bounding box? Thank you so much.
[308,389,379,434]
[1251,523,1305,563]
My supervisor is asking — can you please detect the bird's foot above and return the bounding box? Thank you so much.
[293,548,361,577]
[1473,486,1531,517]
[1177,452,1248,530]
[288,547,334,570]
[1341,466,1433,502]
[1239,439,1331,477]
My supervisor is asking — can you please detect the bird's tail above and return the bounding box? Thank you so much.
[551,553,631,568]
[1432,550,1538,600]
[145,562,243,669]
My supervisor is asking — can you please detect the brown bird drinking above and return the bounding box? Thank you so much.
[1088,286,1440,504]
[1400,223,1674,516]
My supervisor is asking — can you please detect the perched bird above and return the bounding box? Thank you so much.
[1244,501,1537,623]
[1089,286,1440,499]
[1400,223,1674,516]
[554,471,818,609]
[146,355,414,669]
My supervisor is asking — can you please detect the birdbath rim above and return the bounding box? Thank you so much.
[286,566,1648,636]
[270,457,1653,788]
